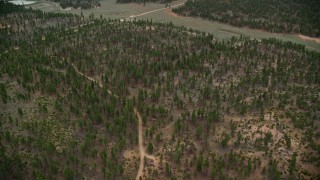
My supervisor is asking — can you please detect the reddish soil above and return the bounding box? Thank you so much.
[298,34,320,43]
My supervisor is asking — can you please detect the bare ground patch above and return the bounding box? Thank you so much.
[298,34,320,43]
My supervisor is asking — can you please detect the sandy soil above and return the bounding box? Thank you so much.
[165,9,180,18]
[298,34,320,43]
[134,107,145,180]
[166,2,186,18]
[123,149,137,159]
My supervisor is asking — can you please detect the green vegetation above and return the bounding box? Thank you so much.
[289,152,297,175]
[0,145,24,179]
[0,1,319,179]
[54,0,101,9]
[221,133,230,148]
[173,0,320,37]
[147,142,154,154]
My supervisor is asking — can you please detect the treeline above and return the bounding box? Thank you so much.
[173,0,320,37]
[53,0,101,9]
[0,0,29,14]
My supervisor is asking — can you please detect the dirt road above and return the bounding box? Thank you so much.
[128,2,185,18]
[71,63,154,179]
[134,107,157,180]
[134,107,145,180]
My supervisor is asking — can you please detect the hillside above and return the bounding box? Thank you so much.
[173,0,320,37]
[1,2,320,179]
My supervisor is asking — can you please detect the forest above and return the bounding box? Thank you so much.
[0,1,320,179]
[173,0,320,37]
[53,0,101,9]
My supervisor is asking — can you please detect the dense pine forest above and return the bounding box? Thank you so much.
[1,1,320,179]
[173,0,320,37]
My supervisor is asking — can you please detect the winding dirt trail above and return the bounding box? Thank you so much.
[71,64,119,98]
[71,63,155,179]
